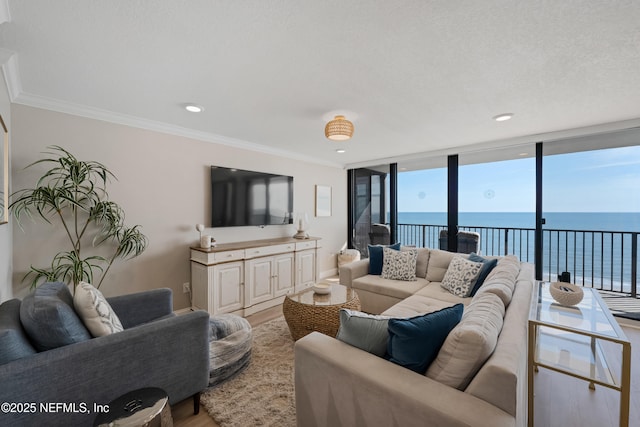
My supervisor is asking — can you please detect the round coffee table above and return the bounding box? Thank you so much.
[93,387,173,427]
[283,283,360,340]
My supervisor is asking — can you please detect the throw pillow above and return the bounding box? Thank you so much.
[387,304,464,374]
[73,281,124,337]
[336,309,391,357]
[20,282,92,351]
[440,256,484,297]
[0,299,37,365]
[368,242,401,275]
[468,253,498,296]
[381,247,418,281]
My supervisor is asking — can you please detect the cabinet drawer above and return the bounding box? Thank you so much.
[191,249,246,265]
[245,243,295,259]
[213,250,246,263]
[295,241,317,251]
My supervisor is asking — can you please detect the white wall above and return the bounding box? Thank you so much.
[0,76,10,302]
[11,105,347,309]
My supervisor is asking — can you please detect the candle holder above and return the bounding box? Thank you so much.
[293,212,309,239]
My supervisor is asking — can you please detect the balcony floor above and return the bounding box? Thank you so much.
[599,290,640,321]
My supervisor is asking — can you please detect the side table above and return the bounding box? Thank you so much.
[94,387,173,427]
[283,283,360,340]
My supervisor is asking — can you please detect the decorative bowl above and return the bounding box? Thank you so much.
[549,282,584,306]
[312,283,331,295]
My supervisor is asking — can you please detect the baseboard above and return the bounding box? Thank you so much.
[174,307,194,315]
[320,268,338,280]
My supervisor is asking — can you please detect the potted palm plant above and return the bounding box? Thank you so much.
[10,146,148,293]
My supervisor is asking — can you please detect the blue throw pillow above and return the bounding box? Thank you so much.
[20,282,92,351]
[468,253,498,296]
[368,242,401,275]
[0,299,37,365]
[387,304,464,374]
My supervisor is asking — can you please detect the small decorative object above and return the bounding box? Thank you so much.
[325,115,354,141]
[200,235,212,249]
[549,282,584,306]
[293,212,309,239]
[312,283,331,294]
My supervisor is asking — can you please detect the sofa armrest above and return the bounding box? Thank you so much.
[295,332,515,427]
[107,288,173,328]
[0,309,210,427]
[338,258,370,288]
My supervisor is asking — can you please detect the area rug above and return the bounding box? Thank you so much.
[201,316,296,427]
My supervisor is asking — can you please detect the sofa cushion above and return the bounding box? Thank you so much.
[474,255,520,307]
[426,249,467,282]
[426,292,505,389]
[352,276,429,300]
[336,309,391,357]
[414,282,474,306]
[368,243,401,275]
[382,294,455,318]
[381,247,418,281]
[73,281,124,337]
[402,247,430,278]
[468,253,498,296]
[440,256,484,297]
[0,299,37,365]
[20,282,92,351]
[387,304,463,374]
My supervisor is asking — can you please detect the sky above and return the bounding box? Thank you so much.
[397,145,640,213]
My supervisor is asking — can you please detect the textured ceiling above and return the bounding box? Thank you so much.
[1,0,640,167]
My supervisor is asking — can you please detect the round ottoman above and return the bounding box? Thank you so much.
[208,314,253,387]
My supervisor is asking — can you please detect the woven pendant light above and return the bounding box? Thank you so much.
[325,115,354,141]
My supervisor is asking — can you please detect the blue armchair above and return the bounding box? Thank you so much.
[0,287,210,427]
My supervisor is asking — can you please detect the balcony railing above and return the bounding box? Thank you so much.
[395,223,639,298]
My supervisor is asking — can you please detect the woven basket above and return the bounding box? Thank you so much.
[283,291,360,341]
[549,282,584,306]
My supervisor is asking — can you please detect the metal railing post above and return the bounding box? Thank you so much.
[504,229,509,255]
[632,232,638,298]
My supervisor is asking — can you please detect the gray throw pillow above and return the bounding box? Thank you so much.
[20,282,92,351]
[336,309,391,357]
[0,299,37,365]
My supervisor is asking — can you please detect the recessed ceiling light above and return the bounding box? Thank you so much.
[185,104,203,113]
[493,113,513,122]
[336,149,346,154]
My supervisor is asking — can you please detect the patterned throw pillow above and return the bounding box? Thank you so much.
[441,256,484,297]
[381,247,418,281]
[73,282,124,337]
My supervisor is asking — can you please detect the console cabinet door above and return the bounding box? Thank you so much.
[246,257,274,306]
[212,261,244,314]
[273,253,294,297]
[295,249,316,292]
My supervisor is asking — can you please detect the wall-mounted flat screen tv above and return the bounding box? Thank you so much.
[211,166,294,227]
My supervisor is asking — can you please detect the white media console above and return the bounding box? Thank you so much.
[190,237,321,316]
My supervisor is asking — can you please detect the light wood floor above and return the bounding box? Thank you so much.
[172,309,640,427]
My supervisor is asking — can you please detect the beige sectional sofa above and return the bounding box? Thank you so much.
[294,248,534,427]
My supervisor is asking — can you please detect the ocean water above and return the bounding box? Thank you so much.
[389,212,640,291]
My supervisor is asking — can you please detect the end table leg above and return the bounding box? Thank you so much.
[620,343,631,427]
[528,322,536,427]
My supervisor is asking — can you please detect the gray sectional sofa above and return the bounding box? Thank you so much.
[0,284,210,427]
[295,248,534,427]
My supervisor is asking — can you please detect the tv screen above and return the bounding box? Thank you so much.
[211,166,293,227]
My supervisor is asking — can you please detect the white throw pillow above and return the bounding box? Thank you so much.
[381,247,418,281]
[440,256,483,297]
[73,281,124,337]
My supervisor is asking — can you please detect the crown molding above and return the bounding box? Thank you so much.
[13,92,343,168]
